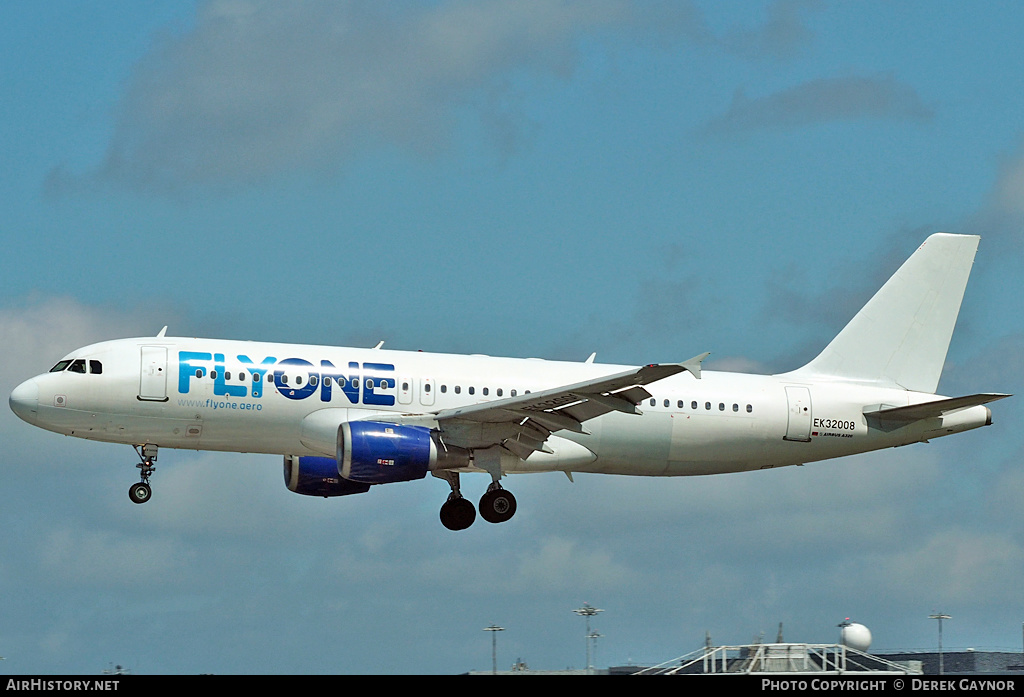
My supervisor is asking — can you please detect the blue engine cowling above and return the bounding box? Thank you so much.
[338,421,469,484]
[283,455,371,497]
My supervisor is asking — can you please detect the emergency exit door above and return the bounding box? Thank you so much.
[783,386,812,442]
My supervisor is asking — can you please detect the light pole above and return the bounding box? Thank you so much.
[483,624,504,675]
[587,629,603,672]
[929,613,951,675]
[573,603,603,674]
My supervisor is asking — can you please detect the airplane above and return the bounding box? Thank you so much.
[8,233,1009,530]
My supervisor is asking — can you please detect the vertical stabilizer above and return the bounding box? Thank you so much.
[786,233,979,393]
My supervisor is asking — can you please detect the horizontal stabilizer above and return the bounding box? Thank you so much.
[864,393,1010,431]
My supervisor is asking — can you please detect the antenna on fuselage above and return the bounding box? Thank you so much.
[372,340,384,349]
[156,326,168,338]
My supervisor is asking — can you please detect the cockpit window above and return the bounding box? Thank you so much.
[49,360,71,373]
[89,360,102,374]
[68,359,87,374]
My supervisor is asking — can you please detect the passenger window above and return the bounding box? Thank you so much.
[253,373,260,382]
[483,387,489,396]
[650,398,656,406]
[705,402,711,410]
[664,399,670,408]
[747,404,753,413]
[677,400,684,409]
[733,403,739,412]
[511,389,517,397]
[311,376,319,387]
[691,401,697,410]
[455,386,461,394]
[424,383,431,393]
[497,388,503,397]
[468,386,475,395]
[89,360,103,374]
[719,403,725,411]
[441,385,447,394]
[69,359,86,374]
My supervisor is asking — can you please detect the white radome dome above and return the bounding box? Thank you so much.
[841,622,872,652]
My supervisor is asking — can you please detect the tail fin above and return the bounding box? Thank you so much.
[786,233,979,393]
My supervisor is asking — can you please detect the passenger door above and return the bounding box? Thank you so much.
[138,346,168,402]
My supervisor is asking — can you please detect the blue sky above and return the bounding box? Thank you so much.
[3,0,1024,675]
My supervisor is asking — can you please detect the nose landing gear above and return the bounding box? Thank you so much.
[129,444,157,504]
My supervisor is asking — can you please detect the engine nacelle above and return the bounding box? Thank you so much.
[338,421,470,484]
[283,455,371,497]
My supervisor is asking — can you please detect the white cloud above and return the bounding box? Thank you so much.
[704,74,933,135]
[870,529,1024,606]
[0,297,142,387]
[510,536,636,591]
[0,297,155,456]
[967,137,1024,247]
[86,0,706,193]
[992,140,1024,217]
[721,0,823,62]
[38,528,193,587]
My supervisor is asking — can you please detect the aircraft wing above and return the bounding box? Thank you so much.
[408,353,709,459]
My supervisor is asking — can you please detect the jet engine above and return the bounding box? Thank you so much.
[339,421,470,484]
[283,455,371,497]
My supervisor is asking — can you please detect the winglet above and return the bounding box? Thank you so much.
[679,352,711,380]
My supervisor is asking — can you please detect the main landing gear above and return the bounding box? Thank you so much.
[479,482,517,524]
[128,444,157,504]
[437,472,517,531]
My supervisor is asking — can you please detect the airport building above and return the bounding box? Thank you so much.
[470,648,1023,676]
[468,621,1024,676]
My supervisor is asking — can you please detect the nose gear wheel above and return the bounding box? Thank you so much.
[128,481,152,504]
[129,444,158,505]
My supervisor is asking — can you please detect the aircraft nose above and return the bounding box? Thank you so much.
[9,378,39,424]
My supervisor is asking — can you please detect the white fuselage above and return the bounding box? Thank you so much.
[9,336,991,477]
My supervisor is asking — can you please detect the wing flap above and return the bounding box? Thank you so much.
[435,355,707,424]
[431,354,709,452]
